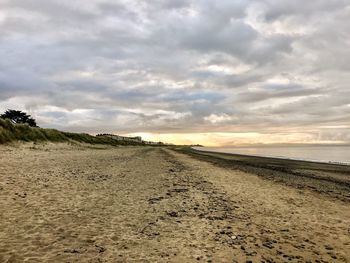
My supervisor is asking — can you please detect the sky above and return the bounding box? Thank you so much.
[0,0,349,146]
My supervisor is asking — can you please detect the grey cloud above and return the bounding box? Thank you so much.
[237,84,322,103]
[261,0,347,20]
[2,0,98,22]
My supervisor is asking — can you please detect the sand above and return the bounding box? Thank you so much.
[0,143,349,262]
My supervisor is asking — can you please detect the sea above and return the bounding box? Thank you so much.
[193,145,350,165]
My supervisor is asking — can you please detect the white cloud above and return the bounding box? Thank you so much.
[204,114,233,124]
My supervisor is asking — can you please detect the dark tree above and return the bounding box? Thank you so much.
[0,109,38,127]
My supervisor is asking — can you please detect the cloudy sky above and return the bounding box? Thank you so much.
[1,0,349,145]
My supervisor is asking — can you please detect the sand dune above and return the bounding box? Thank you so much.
[0,144,349,262]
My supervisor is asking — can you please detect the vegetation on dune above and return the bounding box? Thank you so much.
[0,109,170,146]
[1,119,51,143]
[0,118,144,146]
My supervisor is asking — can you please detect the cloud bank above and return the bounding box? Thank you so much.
[0,0,349,144]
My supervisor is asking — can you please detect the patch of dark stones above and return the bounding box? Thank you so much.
[86,174,111,182]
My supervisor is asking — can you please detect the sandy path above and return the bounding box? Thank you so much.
[0,144,349,262]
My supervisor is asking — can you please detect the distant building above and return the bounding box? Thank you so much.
[96,133,171,146]
[96,134,142,143]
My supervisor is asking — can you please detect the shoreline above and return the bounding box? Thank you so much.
[192,147,350,167]
[178,147,350,202]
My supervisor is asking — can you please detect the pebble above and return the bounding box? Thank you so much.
[167,211,178,217]
[325,245,334,250]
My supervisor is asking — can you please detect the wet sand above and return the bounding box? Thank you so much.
[0,143,349,262]
[180,147,350,202]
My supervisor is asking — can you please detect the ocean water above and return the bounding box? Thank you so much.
[194,145,350,165]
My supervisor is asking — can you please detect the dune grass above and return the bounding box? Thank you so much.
[0,118,144,146]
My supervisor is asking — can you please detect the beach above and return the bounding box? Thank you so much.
[0,144,349,262]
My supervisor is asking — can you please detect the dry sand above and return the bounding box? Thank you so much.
[0,143,349,262]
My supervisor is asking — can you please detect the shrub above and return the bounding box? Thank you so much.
[0,109,37,127]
